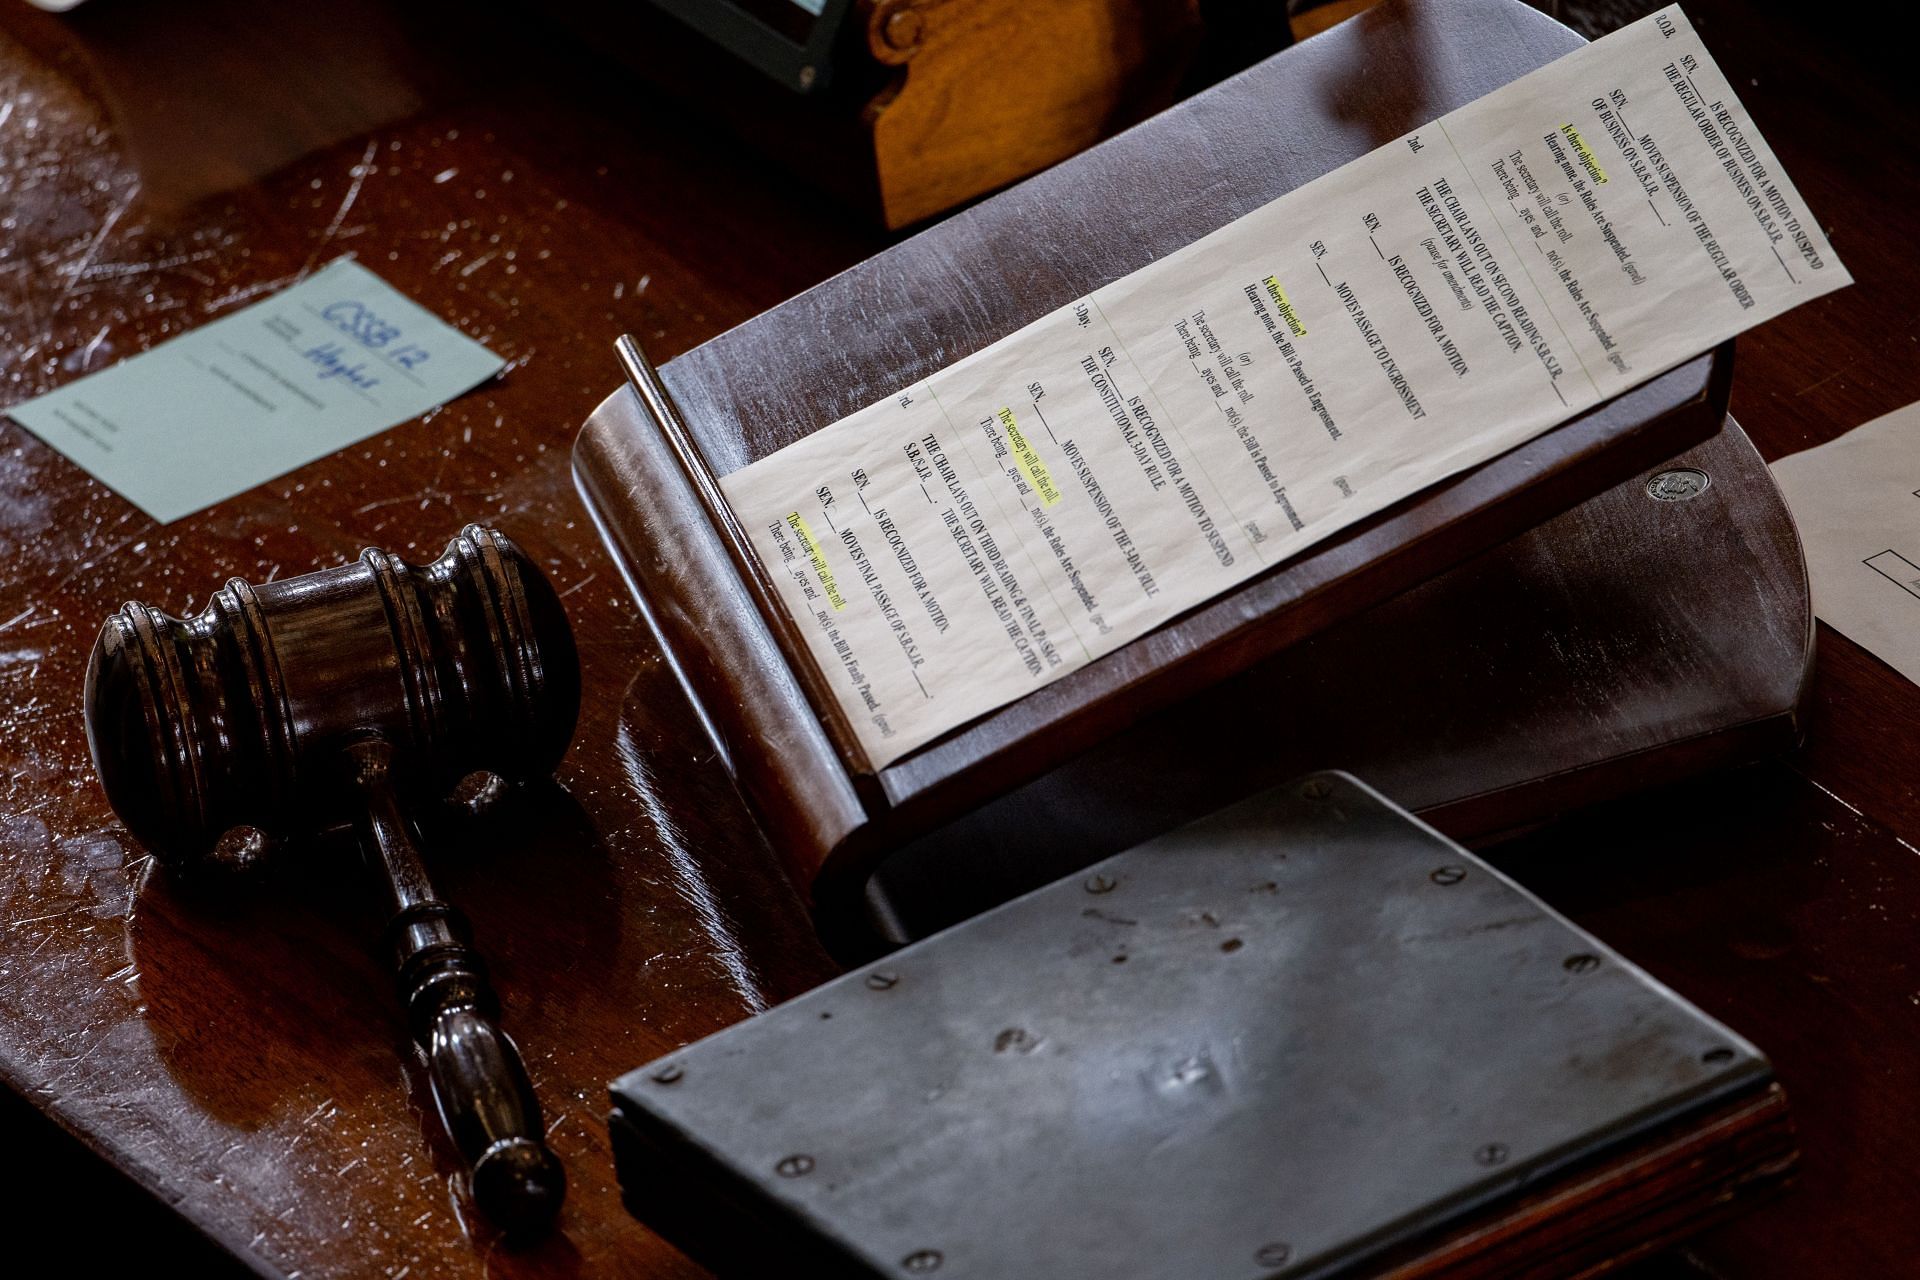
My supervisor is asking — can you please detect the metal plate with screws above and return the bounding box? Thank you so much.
[611,773,1769,1278]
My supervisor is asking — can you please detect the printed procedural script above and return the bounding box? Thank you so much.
[721,6,1850,768]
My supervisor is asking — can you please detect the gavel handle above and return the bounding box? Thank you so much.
[344,737,566,1236]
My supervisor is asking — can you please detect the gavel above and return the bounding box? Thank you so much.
[84,525,579,1236]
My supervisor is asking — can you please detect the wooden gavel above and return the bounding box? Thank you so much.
[83,524,579,1236]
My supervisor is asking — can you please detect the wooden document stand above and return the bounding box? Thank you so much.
[575,0,1806,951]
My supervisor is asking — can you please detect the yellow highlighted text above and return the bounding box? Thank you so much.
[1263,276,1308,337]
[998,407,1062,507]
[1560,123,1608,184]
[786,512,846,610]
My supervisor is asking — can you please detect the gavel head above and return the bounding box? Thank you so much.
[85,525,580,871]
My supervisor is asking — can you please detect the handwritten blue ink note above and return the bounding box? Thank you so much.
[6,258,504,522]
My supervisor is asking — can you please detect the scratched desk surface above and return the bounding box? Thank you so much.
[0,1,1915,1277]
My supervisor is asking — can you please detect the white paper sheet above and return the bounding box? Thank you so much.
[1772,402,1920,688]
[721,5,1850,768]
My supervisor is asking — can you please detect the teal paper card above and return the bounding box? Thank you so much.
[6,258,503,523]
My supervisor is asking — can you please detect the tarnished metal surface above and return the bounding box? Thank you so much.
[612,773,1770,1278]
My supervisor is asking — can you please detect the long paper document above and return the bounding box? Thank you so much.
[721,5,1849,768]
[1772,402,1920,689]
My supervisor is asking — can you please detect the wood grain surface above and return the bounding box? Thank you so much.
[0,0,1914,1277]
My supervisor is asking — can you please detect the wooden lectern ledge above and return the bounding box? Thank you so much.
[575,0,1761,944]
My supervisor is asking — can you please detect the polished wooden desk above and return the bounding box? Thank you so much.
[0,2,1914,1277]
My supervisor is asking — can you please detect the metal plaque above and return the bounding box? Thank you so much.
[611,773,1769,1278]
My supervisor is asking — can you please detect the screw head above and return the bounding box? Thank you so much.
[1475,1142,1510,1166]
[210,824,274,874]
[866,970,900,990]
[1429,865,1467,886]
[1563,953,1602,974]
[1084,872,1117,894]
[775,1154,815,1178]
[1647,467,1710,501]
[797,64,818,90]
[882,7,925,50]
[902,1249,943,1272]
[650,1063,684,1085]
[1254,1241,1293,1267]
[994,1027,1037,1054]
[450,768,510,816]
